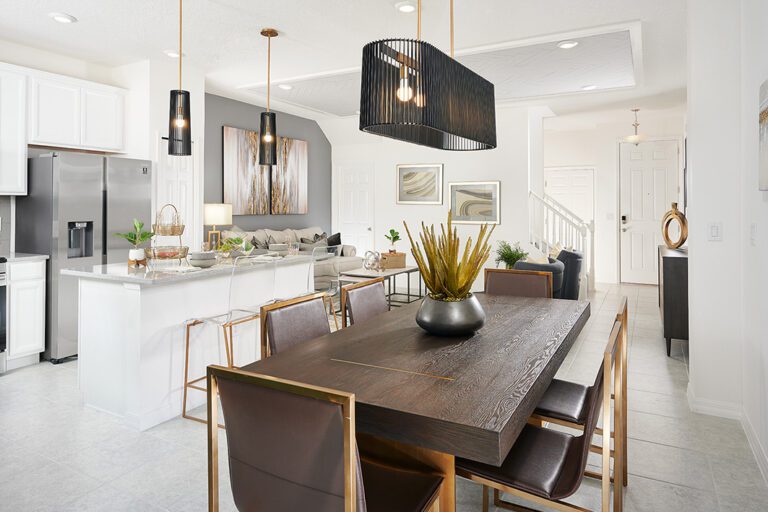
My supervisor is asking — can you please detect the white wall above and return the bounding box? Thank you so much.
[0,39,115,84]
[319,106,536,291]
[543,109,685,283]
[738,0,768,480]
[687,0,768,480]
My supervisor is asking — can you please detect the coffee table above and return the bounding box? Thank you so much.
[340,266,423,308]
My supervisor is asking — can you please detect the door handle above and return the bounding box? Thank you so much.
[367,227,372,231]
[622,227,629,232]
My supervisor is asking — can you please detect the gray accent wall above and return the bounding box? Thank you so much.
[204,93,332,232]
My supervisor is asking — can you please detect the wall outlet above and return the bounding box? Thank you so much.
[708,222,723,242]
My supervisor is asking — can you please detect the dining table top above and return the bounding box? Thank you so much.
[243,293,590,466]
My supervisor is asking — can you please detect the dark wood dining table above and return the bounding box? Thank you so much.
[243,293,590,511]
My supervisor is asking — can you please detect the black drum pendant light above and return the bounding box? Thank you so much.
[259,28,278,166]
[168,0,191,156]
[359,0,496,151]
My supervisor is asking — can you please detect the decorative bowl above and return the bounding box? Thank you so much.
[145,246,189,260]
[188,258,217,268]
[189,251,217,261]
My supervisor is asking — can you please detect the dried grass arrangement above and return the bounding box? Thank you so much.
[404,211,495,301]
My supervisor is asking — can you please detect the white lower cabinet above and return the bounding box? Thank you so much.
[7,261,46,360]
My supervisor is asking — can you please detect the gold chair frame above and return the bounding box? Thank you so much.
[206,365,356,512]
[259,291,331,359]
[529,298,629,487]
[458,299,627,512]
[340,277,386,328]
[483,268,554,298]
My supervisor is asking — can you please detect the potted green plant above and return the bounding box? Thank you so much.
[114,219,154,264]
[495,241,529,269]
[384,228,401,253]
[404,211,495,336]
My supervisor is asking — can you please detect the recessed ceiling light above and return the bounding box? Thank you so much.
[163,50,185,58]
[581,85,597,91]
[395,1,416,13]
[278,84,293,90]
[49,12,78,24]
[355,110,361,115]
[557,40,579,49]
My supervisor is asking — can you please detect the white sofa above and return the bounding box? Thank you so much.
[222,226,362,290]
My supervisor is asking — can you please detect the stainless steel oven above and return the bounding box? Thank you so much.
[0,258,7,374]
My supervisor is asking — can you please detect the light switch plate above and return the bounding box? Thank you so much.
[708,222,723,242]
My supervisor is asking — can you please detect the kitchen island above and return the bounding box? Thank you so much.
[62,256,312,430]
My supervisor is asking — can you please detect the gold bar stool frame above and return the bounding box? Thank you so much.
[182,256,278,425]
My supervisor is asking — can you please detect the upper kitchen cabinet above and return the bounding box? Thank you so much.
[28,74,125,152]
[0,69,27,195]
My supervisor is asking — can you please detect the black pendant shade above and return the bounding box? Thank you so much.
[360,39,496,151]
[258,111,277,166]
[168,90,192,156]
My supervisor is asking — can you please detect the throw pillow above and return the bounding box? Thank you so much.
[300,232,327,244]
[299,240,328,251]
[326,232,341,246]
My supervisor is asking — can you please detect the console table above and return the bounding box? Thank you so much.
[658,246,689,356]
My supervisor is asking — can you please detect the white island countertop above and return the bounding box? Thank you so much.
[61,254,311,286]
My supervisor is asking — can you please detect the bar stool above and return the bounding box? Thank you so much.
[182,256,278,425]
[311,245,342,330]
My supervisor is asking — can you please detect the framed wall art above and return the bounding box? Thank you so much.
[449,181,500,224]
[396,164,443,205]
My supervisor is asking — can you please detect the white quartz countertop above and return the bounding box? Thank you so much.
[60,255,311,286]
[6,253,49,262]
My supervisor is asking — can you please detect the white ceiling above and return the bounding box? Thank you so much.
[0,0,686,116]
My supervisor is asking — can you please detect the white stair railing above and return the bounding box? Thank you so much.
[528,191,595,293]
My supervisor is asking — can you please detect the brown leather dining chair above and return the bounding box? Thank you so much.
[259,292,331,359]
[341,277,388,328]
[530,298,629,487]
[456,302,626,512]
[484,268,553,298]
[206,365,443,512]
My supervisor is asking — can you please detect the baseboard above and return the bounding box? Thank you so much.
[686,383,742,420]
[742,414,768,486]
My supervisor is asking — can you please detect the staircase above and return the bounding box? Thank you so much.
[528,191,595,293]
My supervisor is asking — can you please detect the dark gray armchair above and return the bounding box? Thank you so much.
[556,249,583,300]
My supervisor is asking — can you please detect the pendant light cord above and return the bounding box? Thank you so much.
[450,0,454,58]
[267,34,271,112]
[417,0,422,40]
[178,0,182,91]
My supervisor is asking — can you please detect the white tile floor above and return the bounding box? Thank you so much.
[0,283,766,511]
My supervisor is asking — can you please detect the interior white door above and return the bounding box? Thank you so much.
[620,140,680,284]
[337,164,375,255]
[155,136,202,251]
[544,167,595,223]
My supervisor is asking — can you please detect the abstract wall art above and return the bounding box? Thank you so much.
[396,164,443,204]
[449,181,500,224]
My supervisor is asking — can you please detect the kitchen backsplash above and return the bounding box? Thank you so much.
[0,197,10,256]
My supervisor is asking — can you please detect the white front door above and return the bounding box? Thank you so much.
[619,140,680,284]
[336,164,375,255]
[544,167,595,224]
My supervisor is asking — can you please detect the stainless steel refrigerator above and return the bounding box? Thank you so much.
[16,152,151,362]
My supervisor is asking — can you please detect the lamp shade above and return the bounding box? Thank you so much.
[168,90,192,156]
[258,111,277,165]
[204,203,232,226]
[359,38,496,151]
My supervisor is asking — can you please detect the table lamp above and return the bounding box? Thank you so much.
[204,203,232,249]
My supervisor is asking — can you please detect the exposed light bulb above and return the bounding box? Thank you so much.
[174,116,186,128]
[396,78,413,102]
[262,133,274,143]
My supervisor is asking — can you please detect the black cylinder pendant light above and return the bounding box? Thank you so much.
[359,0,496,151]
[168,0,191,156]
[259,28,278,166]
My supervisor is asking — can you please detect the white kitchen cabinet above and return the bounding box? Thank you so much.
[0,69,27,195]
[7,261,46,360]
[28,75,125,152]
[81,87,125,151]
[29,76,81,147]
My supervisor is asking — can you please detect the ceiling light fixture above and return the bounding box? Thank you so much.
[277,84,292,90]
[259,28,279,166]
[624,108,645,145]
[360,0,497,151]
[49,12,78,24]
[395,1,417,13]
[167,0,191,156]
[163,50,185,58]
[581,85,597,91]
[557,40,579,49]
